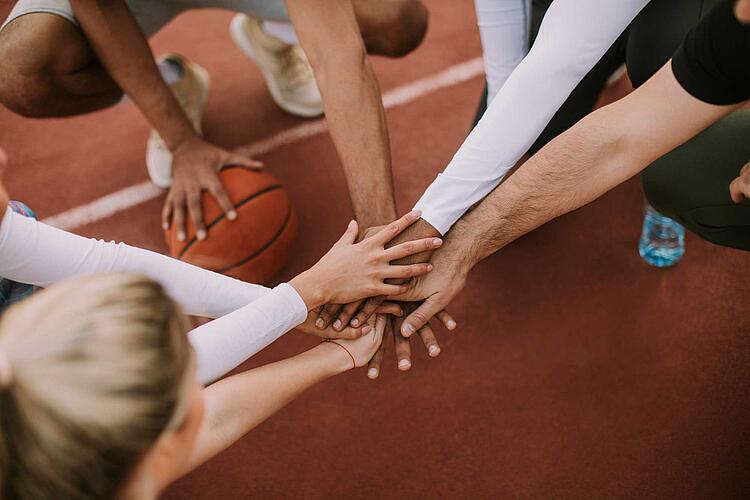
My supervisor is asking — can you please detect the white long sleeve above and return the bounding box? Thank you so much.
[189,283,307,384]
[475,0,530,103]
[0,209,269,317]
[0,209,309,382]
[415,0,650,234]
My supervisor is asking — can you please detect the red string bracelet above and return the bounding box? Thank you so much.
[324,340,356,370]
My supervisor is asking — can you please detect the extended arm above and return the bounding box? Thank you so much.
[285,0,396,230]
[396,62,745,334]
[414,0,650,235]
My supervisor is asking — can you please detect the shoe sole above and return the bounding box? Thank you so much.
[229,15,324,119]
[146,61,212,188]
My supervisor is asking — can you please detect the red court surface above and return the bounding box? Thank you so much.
[2,2,749,498]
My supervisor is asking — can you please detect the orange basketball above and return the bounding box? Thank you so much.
[166,166,297,285]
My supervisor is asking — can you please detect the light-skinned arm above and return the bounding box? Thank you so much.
[170,315,386,481]
[394,62,745,336]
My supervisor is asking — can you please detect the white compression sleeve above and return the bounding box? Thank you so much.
[190,282,307,385]
[475,0,530,103]
[415,0,650,234]
[0,209,269,318]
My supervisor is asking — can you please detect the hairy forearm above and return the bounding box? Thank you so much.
[319,55,397,229]
[183,343,349,475]
[70,0,195,148]
[449,107,636,267]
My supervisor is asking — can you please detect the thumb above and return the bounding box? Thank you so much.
[226,152,264,170]
[401,297,443,337]
[337,219,358,245]
[729,177,746,203]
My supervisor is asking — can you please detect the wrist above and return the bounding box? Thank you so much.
[289,270,327,310]
[315,342,354,374]
[165,128,201,153]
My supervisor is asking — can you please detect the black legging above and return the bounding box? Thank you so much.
[472,0,750,249]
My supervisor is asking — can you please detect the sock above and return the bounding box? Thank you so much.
[119,58,184,104]
[261,21,299,44]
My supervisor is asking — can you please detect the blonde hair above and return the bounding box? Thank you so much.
[0,273,193,499]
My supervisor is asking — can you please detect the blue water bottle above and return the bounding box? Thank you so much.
[638,202,685,267]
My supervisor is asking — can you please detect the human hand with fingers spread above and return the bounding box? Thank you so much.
[288,211,441,311]
[729,161,750,203]
[162,137,262,242]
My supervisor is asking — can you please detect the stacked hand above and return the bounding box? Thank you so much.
[311,212,466,379]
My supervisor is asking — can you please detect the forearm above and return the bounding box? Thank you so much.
[70,0,195,148]
[448,107,640,266]
[286,0,396,230]
[320,56,396,229]
[183,343,350,475]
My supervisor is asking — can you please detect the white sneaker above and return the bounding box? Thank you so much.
[146,53,211,188]
[230,14,323,118]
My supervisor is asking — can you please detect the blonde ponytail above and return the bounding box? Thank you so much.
[0,273,193,499]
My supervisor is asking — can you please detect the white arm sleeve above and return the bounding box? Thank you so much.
[415,0,649,234]
[0,209,269,317]
[475,0,530,103]
[190,282,307,385]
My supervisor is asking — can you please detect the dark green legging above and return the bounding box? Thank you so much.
[473,0,750,250]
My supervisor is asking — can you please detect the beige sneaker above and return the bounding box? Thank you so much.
[146,53,211,188]
[230,14,323,118]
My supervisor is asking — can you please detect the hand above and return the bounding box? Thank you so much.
[161,136,262,241]
[317,218,442,331]
[289,211,443,310]
[326,314,387,369]
[729,161,750,203]
[296,302,402,340]
[365,302,456,379]
[390,247,467,338]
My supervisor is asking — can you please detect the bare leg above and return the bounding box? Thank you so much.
[0,13,123,118]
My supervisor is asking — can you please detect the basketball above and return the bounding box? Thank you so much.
[165,166,297,285]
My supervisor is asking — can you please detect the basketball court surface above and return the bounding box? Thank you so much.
[1,1,749,498]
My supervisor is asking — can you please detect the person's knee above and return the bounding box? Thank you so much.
[641,160,685,220]
[364,1,428,58]
[0,25,58,117]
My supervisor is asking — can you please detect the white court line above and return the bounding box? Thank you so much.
[43,57,484,231]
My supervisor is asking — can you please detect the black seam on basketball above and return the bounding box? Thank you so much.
[177,184,283,259]
[215,204,292,274]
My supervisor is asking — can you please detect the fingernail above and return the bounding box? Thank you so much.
[427,264,434,271]
[433,238,443,247]
[315,319,325,329]
[350,318,359,327]
[361,325,372,334]
[447,320,456,330]
[398,359,411,370]
[228,210,237,221]
[368,368,379,379]
[402,323,415,336]
[333,320,342,330]
[429,345,440,357]
[197,230,207,240]
[162,222,169,230]
[412,210,422,218]
[178,231,186,242]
